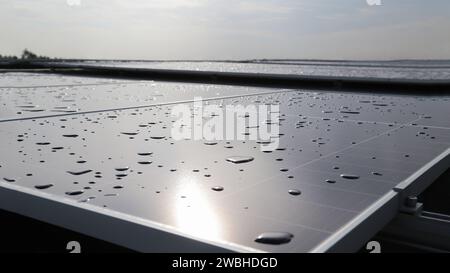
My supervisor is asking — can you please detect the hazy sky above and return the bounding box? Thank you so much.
[1,0,450,60]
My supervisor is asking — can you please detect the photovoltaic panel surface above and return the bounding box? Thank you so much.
[0,72,449,252]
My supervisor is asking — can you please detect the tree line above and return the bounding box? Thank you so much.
[0,49,52,60]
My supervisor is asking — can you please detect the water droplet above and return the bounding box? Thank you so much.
[204,141,218,146]
[226,156,254,164]
[3,177,16,183]
[212,186,224,192]
[79,196,96,203]
[255,232,293,245]
[19,105,39,109]
[34,184,54,190]
[25,109,45,112]
[65,190,84,196]
[137,152,153,156]
[340,174,360,180]
[138,161,152,165]
[67,170,93,176]
[36,142,51,146]
[115,167,129,172]
[326,179,336,184]
[288,189,301,196]
[104,193,118,197]
[63,134,79,138]
[121,132,138,136]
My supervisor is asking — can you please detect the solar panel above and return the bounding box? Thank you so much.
[72,61,450,80]
[0,73,281,122]
[0,72,449,252]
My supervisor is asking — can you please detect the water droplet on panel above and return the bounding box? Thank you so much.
[79,196,96,203]
[339,111,360,115]
[3,177,16,183]
[65,190,84,196]
[121,132,138,136]
[211,186,224,192]
[34,184,54,190]
[255,232,294,245]
[67,170,93,176]
[340,174,360,180]
[137,152,152,156]
[138,161,152,165]
[104,193,118,197]
[226,156,254,164]
[63,134,79,138]
[204,141,218,146]
[36,142,51,146]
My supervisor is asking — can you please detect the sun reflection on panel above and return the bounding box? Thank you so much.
[174,176,222,240]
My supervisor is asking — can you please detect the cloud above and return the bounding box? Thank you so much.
[0,0,449,59]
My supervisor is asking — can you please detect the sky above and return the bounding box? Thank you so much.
[1,0,450,60]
